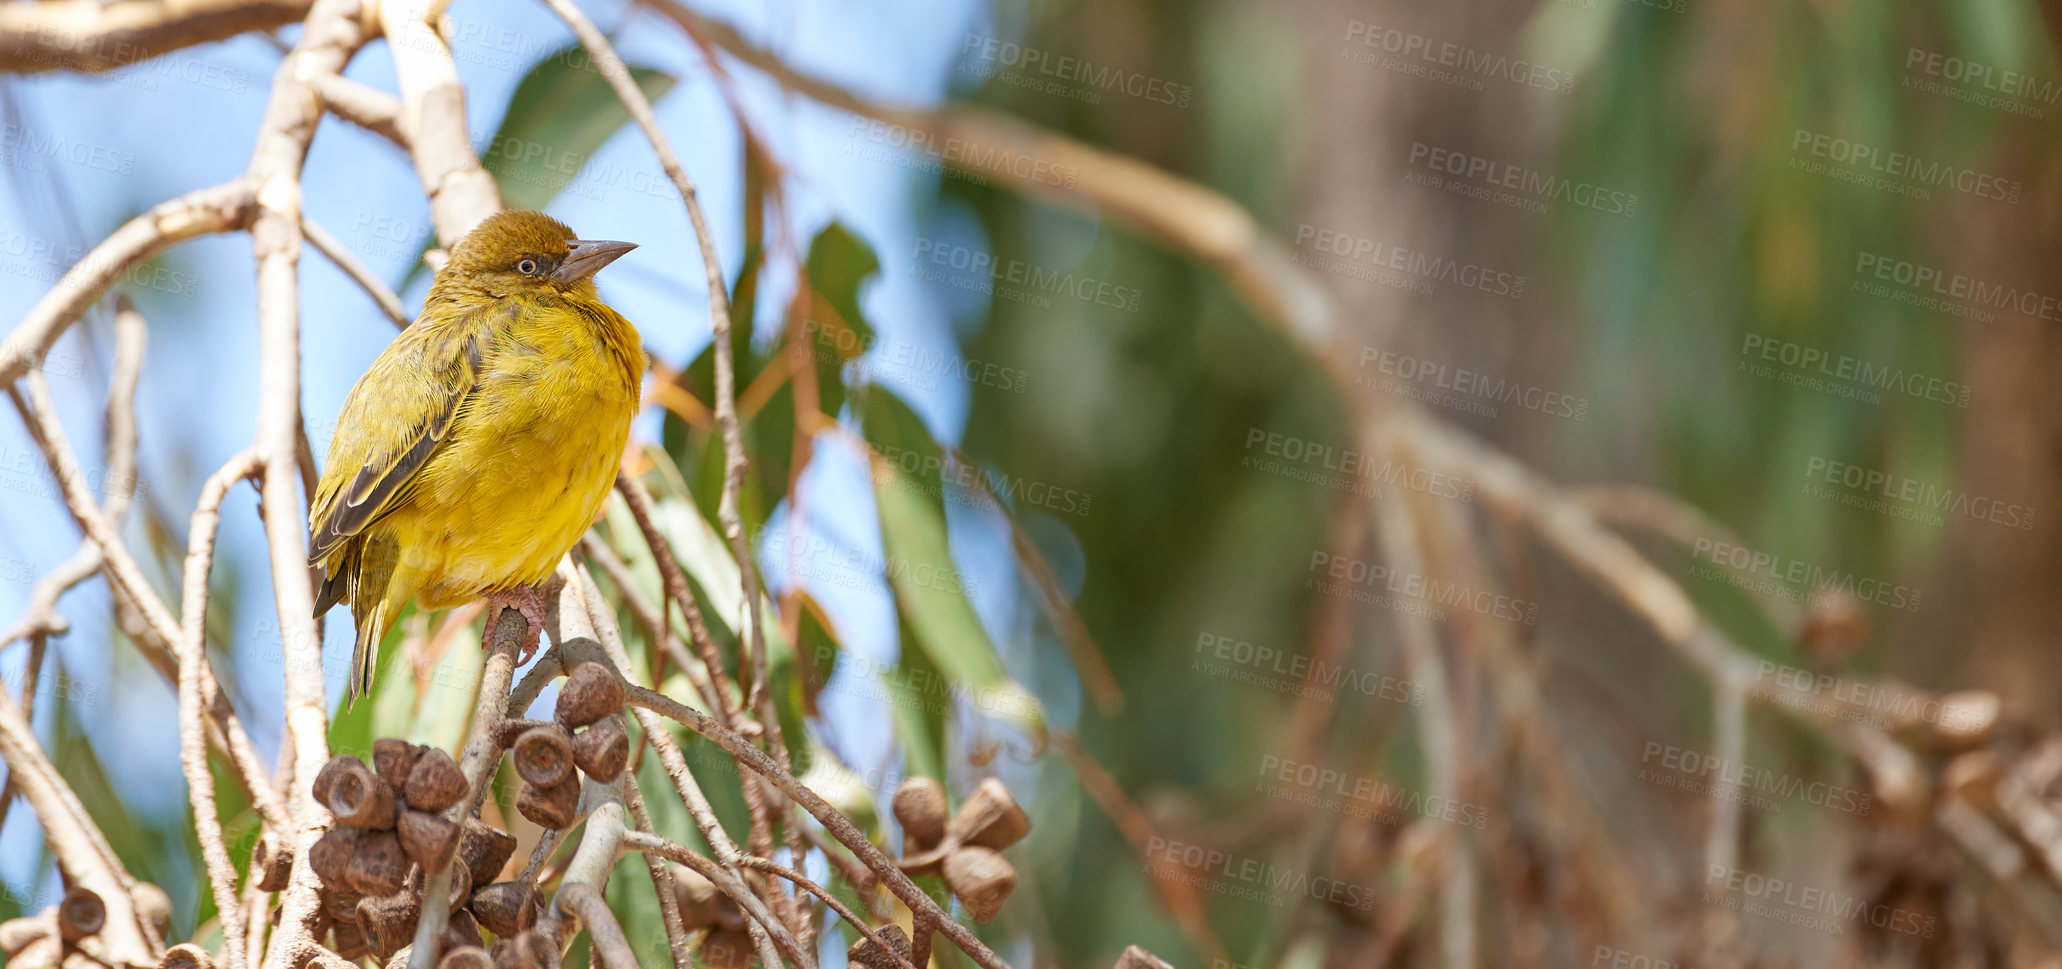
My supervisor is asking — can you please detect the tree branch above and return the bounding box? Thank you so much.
[0,0,314,74]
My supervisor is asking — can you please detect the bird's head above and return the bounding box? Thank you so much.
[434,210,637,299]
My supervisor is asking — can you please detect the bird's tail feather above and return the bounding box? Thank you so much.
[347,599,392,709]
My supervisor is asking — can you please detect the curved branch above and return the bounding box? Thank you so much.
[177,450,264,969]
[0,0,313,74]
[1,179,254,390]
[301,214,409,328]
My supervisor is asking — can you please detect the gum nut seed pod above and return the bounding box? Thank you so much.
[346,830,410,897]
[441,946,494,969]
[0,916,46,956]
[893,777,948,850]
[570,721,628,782]
[357,891,424,960]
[516,775,581,829]
[56,888,104,942]
[470,881,540,937]
[133,882,173,939]
[326,759,399,829]
[313,755,362,808]
[332,918,372,961]
[942,845,1016,923]
[669,864,721,929]
[253,835,294,892]
[848,924,913,969]
[948,777,1031,850]
[363,894,424,961]
[373,739,426,790]
[323,889,363,923]
[160,943,218,969]
[555,662,623,727]
[459,820,518,884]
[514,930,562,969]
[700,927,755,969]
[440,857,475,916]
[406,748,468,812]
[491,719,553,751]
[311,826,361,888]
[512,726,574,789]
[398,809,462,871]
[441,909,486,951]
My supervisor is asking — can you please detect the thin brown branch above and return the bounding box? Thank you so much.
[538,8,797,929]
[178,449,263,969]
[734,855,917,969]
[620,679,1016,969]
[1368,428,1474,969]
[0,0,313,74]
[301,214,408,329]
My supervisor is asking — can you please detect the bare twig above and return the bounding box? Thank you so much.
[1367,428,1474,969]
[537,8,799,929]
[309,72,407,147]
[735,854,918,969]
[178,449,264,969]
[301,214,409,328]
[0,0,313,73]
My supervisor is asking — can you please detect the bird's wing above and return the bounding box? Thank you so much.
[307,310,491,564]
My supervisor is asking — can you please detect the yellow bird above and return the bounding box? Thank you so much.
[308,210,645,705]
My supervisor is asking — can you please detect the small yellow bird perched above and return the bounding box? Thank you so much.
[309,211,645,705]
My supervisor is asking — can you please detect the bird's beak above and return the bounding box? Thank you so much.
[553,239,638,284]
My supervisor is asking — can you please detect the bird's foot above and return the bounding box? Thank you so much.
[484,585,549,666]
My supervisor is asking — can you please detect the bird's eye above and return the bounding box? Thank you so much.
[516,258,540,275]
